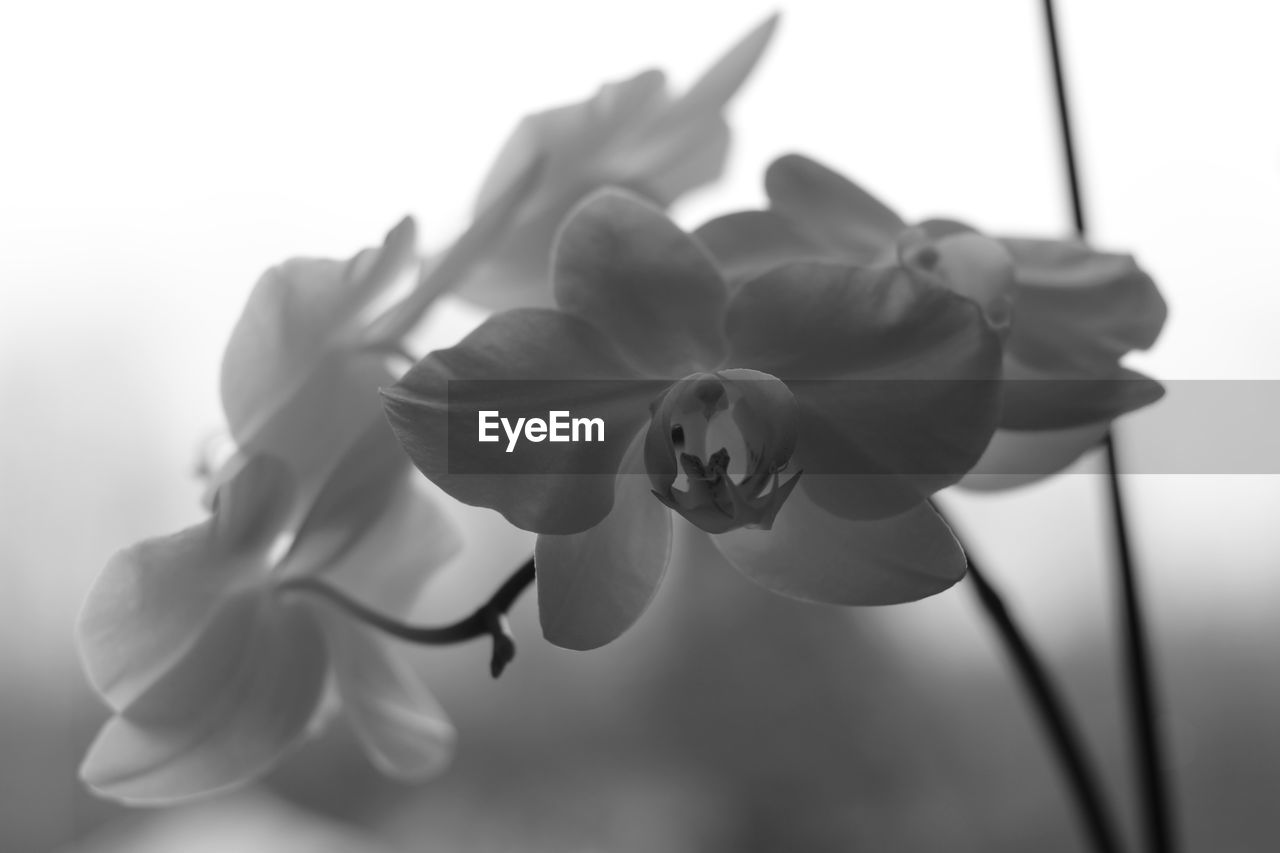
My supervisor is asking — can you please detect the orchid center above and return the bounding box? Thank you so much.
[644,369,802,534]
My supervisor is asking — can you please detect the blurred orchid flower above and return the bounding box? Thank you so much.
[216,217,418,515]
[383,191,1004,651]
[78,450,461,805]
[697,153,1168,487]
[455,13,779,308]
[75,215,498,804]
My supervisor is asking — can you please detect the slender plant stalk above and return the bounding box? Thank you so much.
[1102,431,1174,853]
[1041,2,1175,850]
[943,507,1124,853]
[281,557,536,677]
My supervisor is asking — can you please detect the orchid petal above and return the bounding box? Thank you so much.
[726,261,1002,518]
[1000,359,1165,430]
[535,432,673,650]
[458,70,673,309]
[77,457,291,711]
[279,416,460,616]
[625,12,779,202]
[960,422,1112,490]
[229,350,396,517]
[287,443,462,617]
[715,485,966,605]
[220,218,416,446]
[79,602,327,805]
[627,119,730,208]
[902,230,1016,330]
[382,309,658,534]
[554,190,728,377]
[694,211,826,287]
[460,17,776,310]
[1002,238,1167,374]
[315,610,454,781]
[473,69,670,218]
[277,420,406,578]
[666,13,779,126]
[766,154,905,259]
[726,261,999,379]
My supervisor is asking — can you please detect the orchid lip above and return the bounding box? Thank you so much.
[644,369,802,534]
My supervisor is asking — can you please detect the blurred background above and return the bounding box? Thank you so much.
[3,0,1279,850]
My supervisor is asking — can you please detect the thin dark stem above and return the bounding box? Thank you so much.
[282,557,536,677]
[1042,0,1088,236]
[1041,2,1175,851]
[954,524,1124,853]
[1103,433,1174,853]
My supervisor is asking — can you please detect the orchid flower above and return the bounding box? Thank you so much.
[697,154,1168,488]
[216,218,418,514]
[77,219,468,804]
[78,450,460,805]
[383,191,1005,651]
[455,13,779,308]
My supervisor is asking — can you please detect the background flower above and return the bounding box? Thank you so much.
[699,153,1168,488]
[76,220,467,804]
[77,450,461,804]
[454,14,779,308]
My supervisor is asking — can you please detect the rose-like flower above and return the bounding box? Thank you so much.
[697,154,1168,487]
[78,220,463,804]
[383,191,1005,651]
[456,14,779,308]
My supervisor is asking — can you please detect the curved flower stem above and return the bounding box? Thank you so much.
[1042,2,1176,850]
[947,513,1124,853]
[1103,432,1174,853]
[281,557,536,677]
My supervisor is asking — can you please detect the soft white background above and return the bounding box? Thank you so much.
[3,1,1279,849]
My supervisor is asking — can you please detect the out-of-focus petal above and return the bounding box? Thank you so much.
[459,16,777,310]
[238,352,396,517]
[535,432,673,650]
[220,218,416,445]
[662,12,779,129]
[999,360,1165,430]
[315,609,454,781]
[459,70,673,309]
[726,261,1002,518]
[285,426,462,617]
[382,309,659,535]
[554,191,728,377]
[726,261,999,379]
[277,420,406,580]
[79,602,327,805]
[694,210,826,287]
[900,230,1016,330]
[627,119,730,208]
[77,457,291,711]
[765,154,905,259]
[715,485,966,605]
[624,12,779,203]
[960,422,1112,490]
[1004,236,1144,289]
[473,70,670,218]
[1002,239,1167,374]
